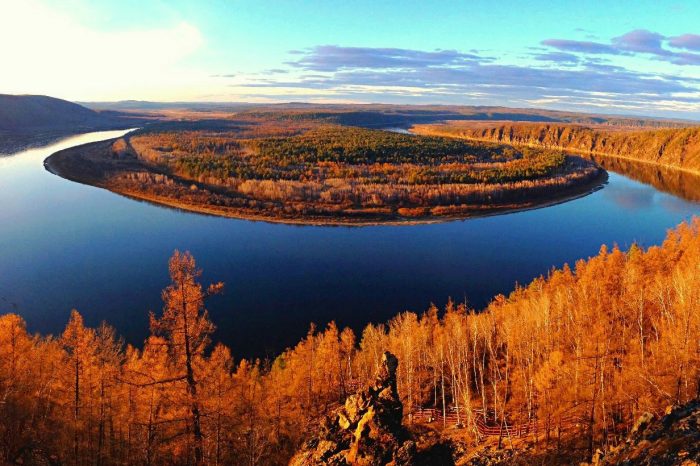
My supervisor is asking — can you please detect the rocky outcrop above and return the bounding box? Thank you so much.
[600,399,700,465]
[290,352,417,466]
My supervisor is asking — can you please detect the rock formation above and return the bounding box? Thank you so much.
[289,351,417,466]
[600,399,700,465]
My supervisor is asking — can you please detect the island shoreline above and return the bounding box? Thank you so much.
[44,136,610,226]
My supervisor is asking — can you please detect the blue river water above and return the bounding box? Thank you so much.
[1,130,699,358]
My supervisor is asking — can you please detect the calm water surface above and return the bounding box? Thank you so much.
[1,130,699,358]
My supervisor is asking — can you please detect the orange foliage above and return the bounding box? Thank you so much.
[1,220,700,464]
[414,121,700,174]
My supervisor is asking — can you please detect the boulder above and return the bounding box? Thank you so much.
[290,351,416,466]
[600,399,700,465]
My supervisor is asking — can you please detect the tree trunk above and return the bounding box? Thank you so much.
[181,282,204,466]
[74,357,80,466]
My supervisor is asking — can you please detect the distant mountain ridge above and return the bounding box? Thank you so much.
[4,94,698,155]
[0,94,150,154]
[0,94,110,131]
[85,100,698,128]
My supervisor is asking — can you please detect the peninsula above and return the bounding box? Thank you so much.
[46,110,605,225]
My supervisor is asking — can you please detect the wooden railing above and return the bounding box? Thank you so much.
[411,407,462,425]
[341,379,584,440]
[410,407,582,439]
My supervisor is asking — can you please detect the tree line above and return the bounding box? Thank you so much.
[103,124,599,222]
[2,220,699,465]
[414,122,700,173]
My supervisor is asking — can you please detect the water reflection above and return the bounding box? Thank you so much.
[0,132,698,359]
[602,182,655,211]
[595,156,700,202]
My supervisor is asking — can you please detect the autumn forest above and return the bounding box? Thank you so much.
[4,100,700,465]
[5,0,700,463]
[45,113,605,225]
[2,218,699,465]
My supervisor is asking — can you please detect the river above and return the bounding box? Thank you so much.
[1,130,699,358]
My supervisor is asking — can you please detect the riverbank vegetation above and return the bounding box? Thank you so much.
[1,219,699,464]
[47,118,604,224]
[414,121,700,175]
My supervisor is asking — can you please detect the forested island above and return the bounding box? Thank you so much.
[45,112,605,224]
[1,219,699,465]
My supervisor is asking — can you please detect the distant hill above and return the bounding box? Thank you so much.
[83,100,258,113]
[236,104,698,129]
[0,95,149,154]
[85,100,698,129]
[0,94,111,131]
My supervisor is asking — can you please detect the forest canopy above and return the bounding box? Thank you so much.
[47,116,604,225]
[1,219,699,465]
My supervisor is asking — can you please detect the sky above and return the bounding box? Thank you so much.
[3,0,700,118]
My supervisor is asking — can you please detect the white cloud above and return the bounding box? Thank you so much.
[0,0,207,100]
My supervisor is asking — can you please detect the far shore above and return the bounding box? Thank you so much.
[411,124,700,178]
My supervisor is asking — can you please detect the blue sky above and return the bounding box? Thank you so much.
[4,0,700,118]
